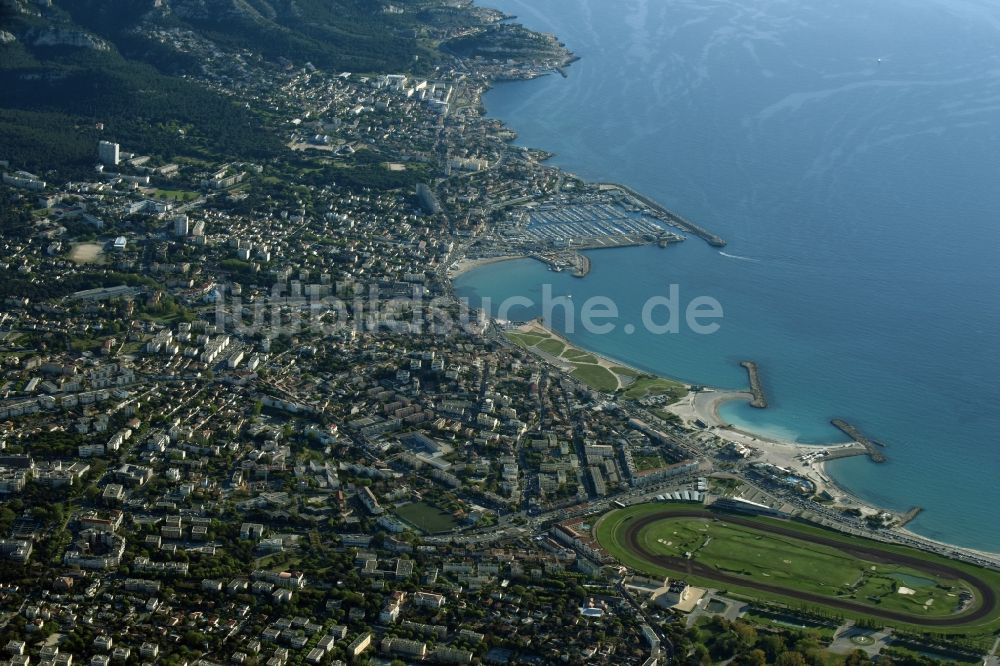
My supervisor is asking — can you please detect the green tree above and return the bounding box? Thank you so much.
[845,650,870,666]
[734,650,765,666]
[759,634,787,662]
[0,507,16,534]
[775,651,808,666]
[732,620,757,646]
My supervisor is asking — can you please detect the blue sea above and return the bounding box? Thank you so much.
[455,0,1000,551]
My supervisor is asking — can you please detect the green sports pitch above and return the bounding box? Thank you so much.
[595,503,1000,631]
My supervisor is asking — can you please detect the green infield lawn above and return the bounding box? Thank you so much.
[634,517,966,618]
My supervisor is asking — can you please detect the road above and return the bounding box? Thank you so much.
[617,577,674,663]
[984,635,1000,666]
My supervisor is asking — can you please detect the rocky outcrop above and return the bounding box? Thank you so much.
[167,0,271,21]
[28,27,111,51]
[0,0,49,13]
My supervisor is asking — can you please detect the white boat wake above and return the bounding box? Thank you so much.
[719,251,760,262]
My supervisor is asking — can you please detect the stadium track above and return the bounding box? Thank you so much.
[616,509,997,627]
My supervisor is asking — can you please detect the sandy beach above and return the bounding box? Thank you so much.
[667,389,904,517]
[671,388,755,426]
[669,388,1000,568]
[513,322,977,546]
[449,254,525,278]
[518,323,870,509]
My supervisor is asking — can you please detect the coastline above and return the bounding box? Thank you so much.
[513,317,910,522]
[673,391,1000,562]
[457,4,999,560]
[668,391,881,498]
[515,319,659,387]
[486,292,1000,562]
[543,310,1000,563]
[465,255,1000,563]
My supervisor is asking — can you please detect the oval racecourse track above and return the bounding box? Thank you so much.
[618,509,997,627]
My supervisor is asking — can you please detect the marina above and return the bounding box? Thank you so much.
[517,201,684,248]
[461,183,709,276]
[598,182,727,247]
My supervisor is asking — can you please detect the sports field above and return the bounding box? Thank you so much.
[394,501,459,534]
[595,503,1000,631]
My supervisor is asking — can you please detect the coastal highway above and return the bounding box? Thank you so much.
[619,508,998,627]
[420,473,704,546]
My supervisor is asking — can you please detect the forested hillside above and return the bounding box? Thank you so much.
[0,0,442,180]
[58,0,438,73]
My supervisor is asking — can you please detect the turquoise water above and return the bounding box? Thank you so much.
[455,0,1000,551]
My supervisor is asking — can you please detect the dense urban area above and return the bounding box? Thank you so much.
[1,1,999,665]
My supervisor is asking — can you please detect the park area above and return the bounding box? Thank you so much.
[595,503,1000,634]
[505,325,686,398]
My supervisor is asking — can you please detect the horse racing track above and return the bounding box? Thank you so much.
[596,504,1000,629]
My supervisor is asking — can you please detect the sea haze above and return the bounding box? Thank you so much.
[456,0,1000,550]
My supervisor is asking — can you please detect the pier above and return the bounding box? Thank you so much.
[831,419,888,464]
[818,445,869,462]
[599,182,727,247]
[740,361,767,409]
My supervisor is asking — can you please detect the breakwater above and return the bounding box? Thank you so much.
[831,419,888,464]
[898,506,924,527]
[820,446,869,462]
[599,182,727,247]
[740,361,767,408]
